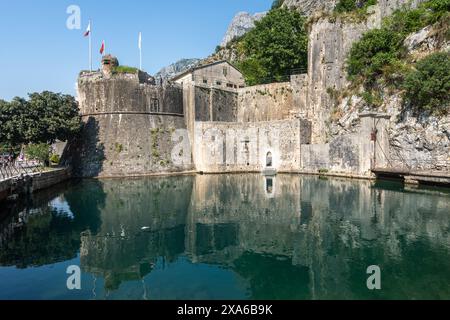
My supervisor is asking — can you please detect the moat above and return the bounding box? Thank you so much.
[0,174,449,300]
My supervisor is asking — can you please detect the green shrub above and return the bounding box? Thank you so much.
[403,52,450,115]
[335,0,377,14]
[113,66,138,74]
[346,0,450,101]
[50,154,60,165]
[25,144,50,165]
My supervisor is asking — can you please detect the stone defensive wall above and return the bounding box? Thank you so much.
[74,69,194,178]
[237,82,295,122]
[300,113,391,177]
[194,119,312,173]
[194,86,238,122]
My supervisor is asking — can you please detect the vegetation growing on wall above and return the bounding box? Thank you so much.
[334,0,377,14]
[346,0,450,114]
[404,52,450,115]
[113,66,139,74]
[237,8,308,85]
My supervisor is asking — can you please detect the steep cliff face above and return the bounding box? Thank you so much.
[155,58,201,81]
[220,12,267,47]
[302,0,428,144]
[282,0,338,15]
[325,20,449,170]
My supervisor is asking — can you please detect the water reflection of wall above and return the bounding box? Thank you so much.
[77,175,450,299]
[79,176,194,290]
[2,174,449,299]
[187,174,303,261]
[295,177,450,299]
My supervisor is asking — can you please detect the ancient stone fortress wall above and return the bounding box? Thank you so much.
[194,119,312,173]
[237,82,296,122]
[194,86,238,122]
[300,113,391,176]
[74,69,194,178]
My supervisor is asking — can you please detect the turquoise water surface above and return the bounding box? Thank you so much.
[0,174,449,300]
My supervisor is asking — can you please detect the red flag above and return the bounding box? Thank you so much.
[100,40,105,55]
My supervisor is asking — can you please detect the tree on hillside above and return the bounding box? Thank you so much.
[238,8,308,85]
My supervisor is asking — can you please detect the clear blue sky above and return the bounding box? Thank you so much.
[0,0,272,100]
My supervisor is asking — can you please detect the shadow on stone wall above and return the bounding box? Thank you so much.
[63,117,105,178]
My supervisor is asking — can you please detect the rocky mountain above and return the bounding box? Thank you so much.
[220,11,267,47]
[154,58,201,81]
[282,0,338,16]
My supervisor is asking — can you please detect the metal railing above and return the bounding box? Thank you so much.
[0,161,43,181]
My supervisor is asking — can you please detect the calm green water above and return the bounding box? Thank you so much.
[0,174,449,300]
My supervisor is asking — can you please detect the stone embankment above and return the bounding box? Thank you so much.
[0,168,71,205]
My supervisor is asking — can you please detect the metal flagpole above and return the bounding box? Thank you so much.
[89,20,92,71]
[139,32,142,70]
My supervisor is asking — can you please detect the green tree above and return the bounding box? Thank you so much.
[404,52,450,115]
[25,143,51,165]
[238,8,308,85]
[0,92,81,147]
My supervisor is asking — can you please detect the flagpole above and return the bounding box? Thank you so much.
[89,20,92,71]
[139,32,142,70]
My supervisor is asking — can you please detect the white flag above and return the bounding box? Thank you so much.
[84,22,91,37]
[138,32,142,50]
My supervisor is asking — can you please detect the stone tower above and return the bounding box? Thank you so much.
[101,55,119,78]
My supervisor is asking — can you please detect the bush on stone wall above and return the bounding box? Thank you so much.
[335,0,377,13]
[347,0,449,87]
[346,0,449,112]
[403,52,450,115]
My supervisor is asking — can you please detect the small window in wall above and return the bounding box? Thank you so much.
[239,85,245,88]
[203,79,208,84]
[216,81,222,86]
[227,83,234,88]
[223,67,228,76]
[150,98,160,113]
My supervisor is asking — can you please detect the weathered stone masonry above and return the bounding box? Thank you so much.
[74,66,194,178]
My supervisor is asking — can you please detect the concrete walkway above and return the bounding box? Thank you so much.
[373,168,450,186]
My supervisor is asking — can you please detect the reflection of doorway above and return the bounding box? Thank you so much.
[264,177,276,198]
[266,152,273,168]
[266,178,273,194]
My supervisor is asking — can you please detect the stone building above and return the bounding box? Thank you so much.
[172,60,245,90]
